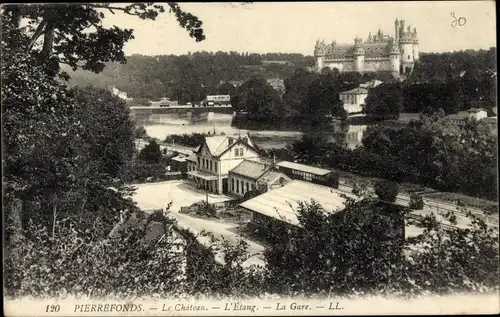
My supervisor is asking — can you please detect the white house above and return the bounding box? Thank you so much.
[187,134,260,194]
[202,95,231,107]
[339,87,368,114]
[447,108,488,125]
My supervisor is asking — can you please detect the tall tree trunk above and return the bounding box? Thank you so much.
[7,198,24,245]
[27,20,48,52]
[40,21,55,60]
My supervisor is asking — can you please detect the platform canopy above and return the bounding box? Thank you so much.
[187,170,218,181]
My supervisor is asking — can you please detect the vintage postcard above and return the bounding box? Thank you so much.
[2,1,498,316]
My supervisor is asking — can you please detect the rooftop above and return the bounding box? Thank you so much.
[340,87,369,95]
[230,160,270,180]
[466,108,487,113]
[172,155,187,163]
[204,134,254,157]
[258,170,290,185]
[186,152,197,162]
[277,161,332,176]
[240,180,355,226]
[206,95,231,102]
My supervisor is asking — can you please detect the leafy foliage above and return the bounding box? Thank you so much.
[374,180,400,202]
[409,194,424,210]
[364,83,403,120]
[231,75,285,125]
[4,214,185,299]
[165,133,206,147]
[285,113,497,201]
[2,3,204,75]
[138,139,162,164]
[65,52,315,100]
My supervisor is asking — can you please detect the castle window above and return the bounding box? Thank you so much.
[408,55,410,59]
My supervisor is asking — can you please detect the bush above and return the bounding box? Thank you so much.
[123,161,166,183]
[374,180,400,202]
[138,139,163,164]
[193,201,217,217]
[409,194,424,210]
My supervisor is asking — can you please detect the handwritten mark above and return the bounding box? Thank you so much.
[451,12,467,28]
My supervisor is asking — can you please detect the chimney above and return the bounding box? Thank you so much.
[242,136,249,144]
[228,137,234,145]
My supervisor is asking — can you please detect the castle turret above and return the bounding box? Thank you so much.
[353,36,365,73]
[398,20,414,74]
[314,39,326,71]
[389,40,401,77]
[394,19,400,41]
[412,27,419,61]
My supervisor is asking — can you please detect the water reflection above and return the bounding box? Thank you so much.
[143,121,367,150]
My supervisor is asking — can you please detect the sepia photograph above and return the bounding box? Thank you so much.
[2,1,499,316]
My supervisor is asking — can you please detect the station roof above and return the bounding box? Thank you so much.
[276,161,332,176]
[240,180,355,226]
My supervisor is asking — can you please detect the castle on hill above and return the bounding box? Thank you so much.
[313,19,419,78]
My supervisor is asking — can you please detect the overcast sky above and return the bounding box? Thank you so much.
[102,1,496,56]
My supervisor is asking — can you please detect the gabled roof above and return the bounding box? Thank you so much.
[258,170,291,185]
[186,152,197,162]
[240,180,355,227]
[199,134,258,158]
[340,87,369,95]
[172,155,186,163]
[230,160,270,180]
[277,161,332,176]
[466,108,487,113]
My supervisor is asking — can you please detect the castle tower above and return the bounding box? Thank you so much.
[353,36,365,73]
[398,20,414,74]
[412,27,419,61]
[389,40,401,78]
[394,19,400,41]
[314,39,326,71]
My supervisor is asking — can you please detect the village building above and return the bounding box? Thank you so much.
[202,95,232,107]
[276,161,334,184]
[359,79,383,88]
[339,87,368,114]
[187,134,260,194]
[239,180,354,228]
[484,116,498,133]
[186,152,197,181]
[170,155,188,176]
[447,108,488,125]
[228,159,291,197]
[266,78,286,95]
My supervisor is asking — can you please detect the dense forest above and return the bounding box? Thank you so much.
[64,52,315,102]
[65,48,497,129]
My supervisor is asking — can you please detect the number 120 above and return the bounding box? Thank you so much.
[45,305,60,313]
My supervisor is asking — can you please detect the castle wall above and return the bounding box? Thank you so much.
[363,59,392,72]
[324,60,355,72]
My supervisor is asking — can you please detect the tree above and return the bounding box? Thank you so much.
[232,75,283,124]
[409,194,424,210]
[263,197,499,297]
[302,73,344,127]
[374,180,400,202]
[70,86,135,179]
[364,83,403,120]
[2,3,205,76]
[138,140,163,164]
[217,82,237,96]
[263,198,409,296]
